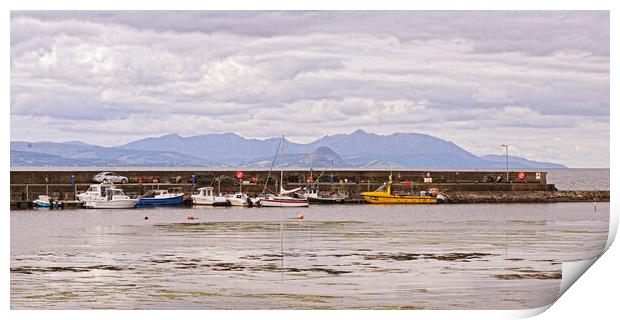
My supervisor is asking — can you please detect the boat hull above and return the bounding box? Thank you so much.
[227,198,249,206]
[259,199,309,207]
[361,192,439,204]
[33,200,51,207]
[191,196,230,206]
[136,195,183,206]
[84,199,139,209]
[307,197,346,204]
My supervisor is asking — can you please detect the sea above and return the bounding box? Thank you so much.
[10,168,610,309]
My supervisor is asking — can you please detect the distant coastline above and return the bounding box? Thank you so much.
[11,130,567,169]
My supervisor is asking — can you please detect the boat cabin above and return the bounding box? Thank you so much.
[105,188,127,201]
[79,183,115,199]
[141,189,173,198]
[197,187,215,197]
[168,187,183,196]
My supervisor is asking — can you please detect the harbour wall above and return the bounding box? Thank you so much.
[10,169,555,202]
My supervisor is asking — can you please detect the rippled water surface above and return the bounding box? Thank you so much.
[11,203,608,309]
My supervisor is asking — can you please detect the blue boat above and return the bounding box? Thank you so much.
[136,190,184,206]
[33,195,61,208]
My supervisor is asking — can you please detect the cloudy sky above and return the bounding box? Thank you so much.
[10,11,609,167]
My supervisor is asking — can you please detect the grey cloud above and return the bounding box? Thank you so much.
[9,11,610,167]
[11,11,609,56]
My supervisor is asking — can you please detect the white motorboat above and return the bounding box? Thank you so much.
[84,186,138,209]
[225,192,251,206]
[77,182,115,202]
[192,187,229,206]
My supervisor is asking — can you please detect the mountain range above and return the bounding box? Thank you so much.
[10,130,567,168]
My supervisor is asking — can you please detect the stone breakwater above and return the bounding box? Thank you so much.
[445,190,610,203]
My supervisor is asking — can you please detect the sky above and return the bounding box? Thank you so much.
[9,11,610,167]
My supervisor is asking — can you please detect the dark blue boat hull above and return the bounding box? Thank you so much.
[136,195,184,206]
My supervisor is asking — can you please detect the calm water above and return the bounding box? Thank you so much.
[546,168,609,191]
[11,203,608,309]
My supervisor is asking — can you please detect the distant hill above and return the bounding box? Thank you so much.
[480,155,567,169]
[122,133,283,163]
[11,150,96,167]
[10,130,567,168]
[118,129,491,167]
[242,146,350,168]
[10,141,222,167]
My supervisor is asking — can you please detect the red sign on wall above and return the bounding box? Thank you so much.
[235,171,244,180]
[518,172,526,180]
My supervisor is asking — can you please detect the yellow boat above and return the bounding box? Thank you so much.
[361,175,442,204]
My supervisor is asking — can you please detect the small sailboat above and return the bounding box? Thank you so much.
[258,191,309,207]
[136,189,184,206]
[361,175,444,204]
[192,187,229,206]
[257,136,309,208]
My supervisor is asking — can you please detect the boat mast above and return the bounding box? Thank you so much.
[388,172,393,195]
[280,135,284,195]
[262,137,283,194]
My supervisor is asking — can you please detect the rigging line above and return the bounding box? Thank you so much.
[262,138,283,194]
[310,170,327,189]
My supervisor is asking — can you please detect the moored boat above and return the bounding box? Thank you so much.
[256,136,309,208]
[136,189,183,206]
[33,195,61,208]
[192,187,229,206]
[361,175,444,204]
[225,192,252,206]
[77,182,115,202]
[303,188,347,204]
[84,186,138,209]
[259,193,309,207]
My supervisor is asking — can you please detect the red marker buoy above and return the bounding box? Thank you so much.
[297,213,304,220]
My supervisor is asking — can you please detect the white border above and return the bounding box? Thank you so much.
[4,1,617,320]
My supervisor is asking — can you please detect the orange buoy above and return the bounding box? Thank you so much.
[297,213,304,220]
